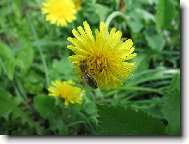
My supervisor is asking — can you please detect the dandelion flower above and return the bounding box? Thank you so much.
[41,0,80,27]
[48,80,84,105]
[67,21,137,89]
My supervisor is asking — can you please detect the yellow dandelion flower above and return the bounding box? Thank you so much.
[48,80,84,105]
[67,21,137,89]
[41,0,80,27]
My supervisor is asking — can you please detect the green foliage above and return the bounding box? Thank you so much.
[144,29,165,51]
[85,102,97,115]
[94,4,111,21]
[0,42,14,59]
[98,105,165,135]
[0,88,21,119]
[49,57,76,81]
[162,74,180,135]
[3,60,16,80]
[0,88,44,135]
[0,0,180,135]
[0,42,23,80]
[169,73,180,90]
[155,0,176,31]
[162,89,180,135]
[16,46,34,75]
[34,95,56,118]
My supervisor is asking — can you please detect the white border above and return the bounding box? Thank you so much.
[0,136,6,144]
[1,0,189,144]
[181,0,189,144]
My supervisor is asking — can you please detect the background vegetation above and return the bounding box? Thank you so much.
[0,0,180,135]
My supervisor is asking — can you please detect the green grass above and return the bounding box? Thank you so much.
[0,0,180,135]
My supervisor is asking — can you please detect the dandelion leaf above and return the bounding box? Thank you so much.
[0,88,43,134]
[98,105,165,135]
[0,88,18,119]
[162,74,181,135]
[155,0,176,31]
[34,95,56,118]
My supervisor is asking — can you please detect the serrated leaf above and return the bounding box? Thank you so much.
[34,95,56,118]
[162,74,180,135]
[98,105,165,135]
[162,89,180,135]
[155,0,176,31]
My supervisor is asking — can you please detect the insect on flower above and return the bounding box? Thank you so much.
[67,21,137,89]
[79,59,98,89]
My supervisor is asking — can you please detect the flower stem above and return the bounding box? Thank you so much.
[37,46,50,86]
[105,11,127,29]
[27,15,50,86]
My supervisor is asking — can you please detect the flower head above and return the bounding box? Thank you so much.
[41,0,80,27]
[48,80,84,105]
[67,21,137,89]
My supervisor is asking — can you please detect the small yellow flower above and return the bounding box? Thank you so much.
[41,0,80,27]
[67,21,137,89]
[48,80,84,105]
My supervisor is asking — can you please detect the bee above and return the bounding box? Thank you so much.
[80,60,98,89]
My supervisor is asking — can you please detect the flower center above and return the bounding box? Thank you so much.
[82,53,109,77]
[50,0,75,18]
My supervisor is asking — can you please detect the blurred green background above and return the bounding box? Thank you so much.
[0,0,180,135]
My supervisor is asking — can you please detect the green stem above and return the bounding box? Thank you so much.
[136,48,180,55]
[125,99,162,105]
[27,15,50,87]
[15,78,27,100]
[118,86,163,94]
[15,87,30,109]
[14,76,37,111]
[37,46,50,86]
[105,11,127,29]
